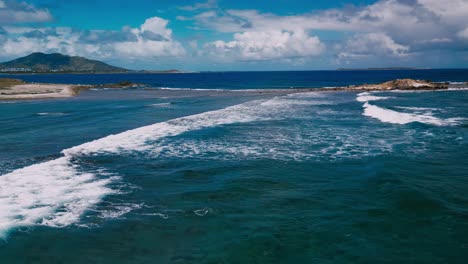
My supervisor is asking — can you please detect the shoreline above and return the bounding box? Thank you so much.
[0,83,85,100]
[0,78,466,101]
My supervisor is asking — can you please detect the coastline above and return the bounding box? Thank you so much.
[0,83,84,100]
[0,78,466,101]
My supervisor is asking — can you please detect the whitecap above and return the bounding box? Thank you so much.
[0,92,326,237]
[62,95,326,156]
[395,106,441,112]
[447,87,468,91]
[156,87,225,91]
[356,92,463,126]
[362,102,462,126]
[37,112,68,116]
[287,92,325,98]
[356,92,390,102]
[0,157,116,238]
[149,102,172,107]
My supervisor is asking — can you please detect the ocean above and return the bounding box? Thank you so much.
[0,70,467,263]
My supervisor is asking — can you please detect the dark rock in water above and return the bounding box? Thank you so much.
[346,79,448,91]
[91,81,144,89]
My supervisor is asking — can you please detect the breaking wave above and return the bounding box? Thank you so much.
[357,92,463,126]
[0,93,326,237]
[0,158,117,238]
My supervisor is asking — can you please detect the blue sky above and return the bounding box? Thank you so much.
[0,0,467,70]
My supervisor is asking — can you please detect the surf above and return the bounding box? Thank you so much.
[0,93,325,238]
[356,92,463,126]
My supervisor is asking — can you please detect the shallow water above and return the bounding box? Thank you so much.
[1,71,468,263]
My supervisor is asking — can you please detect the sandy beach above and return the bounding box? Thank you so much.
[0,82,82,100]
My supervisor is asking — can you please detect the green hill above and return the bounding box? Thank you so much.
[0,52,128,73]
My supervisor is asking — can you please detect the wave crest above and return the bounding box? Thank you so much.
[357,92,463,126]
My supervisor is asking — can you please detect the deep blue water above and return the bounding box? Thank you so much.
[2,68,468,89]
[0,71,467,263]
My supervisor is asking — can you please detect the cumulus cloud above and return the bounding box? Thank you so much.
[1,0,467,68]
[0,17,185,63]
[112,17,185,58]
[0,0,52,24]
[0,27,78,58]
[191,0,468,62]
[206,30,324,61]
[338,33,410,60]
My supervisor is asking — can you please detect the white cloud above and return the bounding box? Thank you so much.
[179,0,217,11]
[140,17,172,40]
[338,33,410,60]
[0,17,185,64]
[206,30,324,61]
[0,0,52,24]
[1,0,467,68]
[111,17,185,58]
[458,27,468,39]
[192,0,468,60]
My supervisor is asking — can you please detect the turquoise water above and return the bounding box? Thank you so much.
[1,72,468,263]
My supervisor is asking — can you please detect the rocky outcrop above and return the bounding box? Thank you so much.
[346,79,448,91]
[90,81,143,89]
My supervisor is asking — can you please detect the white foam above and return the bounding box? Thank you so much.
[0,157,115,238]
[37,112,68,116]
[156,87,225,91]
[63,96,321,156]
[363,102,461,126]
[97,203,144,219]
[147,120,398,162]
[357,92,463,126]
[447,87,468,91]
[149,103,172,107]
[396,106,441,112]
[356,92,390,102]
[287,92,325,98]
[1,93,325,237]
[260,99,331,107]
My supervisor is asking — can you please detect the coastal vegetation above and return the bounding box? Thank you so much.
[0,78,25,89]
[0,52,128,73]
[0,53,190,74]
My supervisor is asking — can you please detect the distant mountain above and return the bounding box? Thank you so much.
[0,52,128,73]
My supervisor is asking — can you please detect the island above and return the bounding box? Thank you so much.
[0,52,128,73]
[0,52,189,74]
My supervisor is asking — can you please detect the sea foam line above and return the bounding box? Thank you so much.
[0,93,323,237]
[362,102,462,126]
[62,94,326,156]
[355,92,391,102]
[0,157,116,237]
[356,92,462,126]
